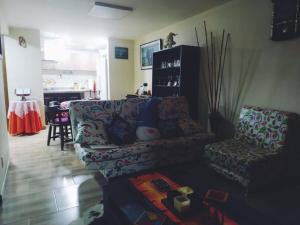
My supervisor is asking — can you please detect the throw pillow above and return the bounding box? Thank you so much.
[75,120,108,145]
[136,98,161,141]
[157,119,183,138]
[107,114,136,145]
[136,127,161,141]
[178,117,203,135]
[119,98,148,128]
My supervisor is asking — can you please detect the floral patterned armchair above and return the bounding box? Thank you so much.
[204,105,297,188]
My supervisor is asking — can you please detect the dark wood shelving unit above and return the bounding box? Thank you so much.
[152,45,200,120]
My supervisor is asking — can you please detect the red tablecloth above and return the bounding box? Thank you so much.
[8,100,42,135]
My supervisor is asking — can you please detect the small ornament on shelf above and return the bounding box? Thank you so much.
[164,32,178,49]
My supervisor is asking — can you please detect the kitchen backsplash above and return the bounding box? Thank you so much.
[43,73,96,90]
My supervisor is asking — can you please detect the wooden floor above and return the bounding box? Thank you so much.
[0,128,104,225]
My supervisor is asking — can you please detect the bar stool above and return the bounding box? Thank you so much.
[45,106,72,150]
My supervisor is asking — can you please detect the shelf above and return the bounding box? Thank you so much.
[42,69,97,76]
[154,67,181,71]
[42,59,58,63]
[152,45,200,121]
[154,85,180,88]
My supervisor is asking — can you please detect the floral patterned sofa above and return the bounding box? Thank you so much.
[69,97,215,179]
[204,105,296,188]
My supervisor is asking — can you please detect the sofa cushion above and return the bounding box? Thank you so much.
[178,117,203,135]
[157,119,183,138]
[204,139,283,179]
[75,132,215,178]
[75,120,108,145]
[157,96,189,120]
[69,100,125,139]
[119,98,148,128]
[235,106,292,151]
[136,98,161,128]
[78,132,215,163]
[136,98,161,141]
[107,114,136,145]
[136,127,161,141]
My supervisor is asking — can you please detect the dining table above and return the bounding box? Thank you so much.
[7,99,43,135]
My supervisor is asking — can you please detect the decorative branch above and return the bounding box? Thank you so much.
[204,21,213,113]
[195,26,211,111]
[210,32,215,111]
[200,21,230,114]
[217,33,230,110]
[195,27,200,46]
[215,30,225,111]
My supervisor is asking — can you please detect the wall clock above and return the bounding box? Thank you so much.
[18,36,27,48]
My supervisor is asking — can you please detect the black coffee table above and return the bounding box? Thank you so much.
[102,163,280,225]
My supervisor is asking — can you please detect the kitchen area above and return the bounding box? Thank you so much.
[3,27,109,129]
[4,27,132,131]
[42,35,108,105]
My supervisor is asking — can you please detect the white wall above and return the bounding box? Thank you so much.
[97,50,108,100]
[43,39,99,71]
[0,20,9,35]
[108,38,134,100]
[0,1,9,35]
[0,2,10,200]
[4,27,45,125]
[0,57,10,200]
[134,0,300,126]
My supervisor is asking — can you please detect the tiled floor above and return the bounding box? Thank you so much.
[0,128,104,225]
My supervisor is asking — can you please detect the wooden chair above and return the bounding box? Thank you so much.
[45,106,72,150]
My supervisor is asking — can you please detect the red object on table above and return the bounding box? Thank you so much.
[93,80,96,93]
[8,100,42,135]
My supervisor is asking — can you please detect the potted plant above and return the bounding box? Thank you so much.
[195,21,230,133]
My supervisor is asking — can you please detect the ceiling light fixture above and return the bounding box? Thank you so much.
[89,2,133,20]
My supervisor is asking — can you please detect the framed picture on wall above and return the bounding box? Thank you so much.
[140,39,162,70]
[271,0,300,41]
[115,47,128,59]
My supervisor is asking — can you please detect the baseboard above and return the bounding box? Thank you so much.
[0,159,10,205]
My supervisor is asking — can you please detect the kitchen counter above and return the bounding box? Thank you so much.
[44,90,93,106]
[43,89,91,94]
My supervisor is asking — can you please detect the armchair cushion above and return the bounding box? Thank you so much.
[204,139,283,180]
[235,106,290,151]
[204,105,295,188]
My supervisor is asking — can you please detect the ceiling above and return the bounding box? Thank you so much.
[1,0,230,40]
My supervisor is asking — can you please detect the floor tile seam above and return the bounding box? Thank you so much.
[0,217,30,225]
[52,190,60,213]
[5,174,77,187]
